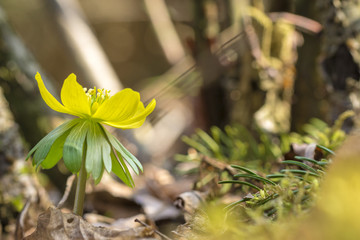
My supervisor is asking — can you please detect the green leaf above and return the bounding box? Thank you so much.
[101,137,112,173]
[218,180,262,191]
[281,160,318,173]
[86,122,103,180]
[63,120,89,173]
[111,150,134,188]
[94,162,104,185]
[40,130,71,169]
[101,125,142,174]
[113,137,142,172]
[31,119,80,167]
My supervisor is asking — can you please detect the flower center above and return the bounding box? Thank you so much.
[83,87,111,114]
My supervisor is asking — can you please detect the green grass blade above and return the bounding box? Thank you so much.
[267,173,306,181]
[224,199,248,210]
[182,135,212,156]
[238,125,260,158]
[196,129,222,159]
[231,165,258,175]
[234,174,277,185]
[294,156,321,165]
[280,169,320,177]
[218,180,262,191]
[316,145,335,155]
[282,160,318,173]
[266,174,286,178]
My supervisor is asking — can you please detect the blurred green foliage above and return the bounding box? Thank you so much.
[175,111,356,239]
[176,110,353,171]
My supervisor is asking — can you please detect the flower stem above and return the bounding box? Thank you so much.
[73,146,87,216]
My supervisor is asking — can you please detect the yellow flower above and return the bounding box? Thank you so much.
[27,73,156,187]
[35,72,156,129]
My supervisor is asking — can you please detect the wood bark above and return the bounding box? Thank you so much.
[318,0,360,129]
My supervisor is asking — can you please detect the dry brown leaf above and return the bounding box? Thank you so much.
[174,191,207,222]
[284,143,323,161]
[145,165,193,201]
[87,174,142,219]
[24,207,157,240]
[134,192,181,221]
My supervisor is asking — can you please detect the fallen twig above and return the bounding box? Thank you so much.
[15,199,31,240]
[57,174,76,208]
[135,218,173,240]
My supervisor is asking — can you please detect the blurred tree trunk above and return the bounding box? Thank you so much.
[0,7,50,146]
[291,1,325,131]
[192,0,229,130]
[0,85,52,239]
[318,0,360,129]
[0,69,51,239]
[0,7,71,192]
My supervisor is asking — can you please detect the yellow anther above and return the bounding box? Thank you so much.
[84,86,111,113]
[88,88,96,95]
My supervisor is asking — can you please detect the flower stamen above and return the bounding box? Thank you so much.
[84,87,111,114]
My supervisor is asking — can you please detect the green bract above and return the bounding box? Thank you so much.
[26,73,156,187]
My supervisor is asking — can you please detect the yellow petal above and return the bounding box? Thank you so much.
[61,74,91,117]
[127,99,156,123]
[35,72,73,115]
[103,99,156,129]
[93,88,140,122]
[104,118,146,129]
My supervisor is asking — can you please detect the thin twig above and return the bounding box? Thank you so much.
[171,230,187,238]
[57,174,76,208]
[147,30,245,103]
[202,155,237,175]
[135,218,173,240]
[144,0,186,64]
[15,199,31,239]
[215,31,244,55]
[242,15,264,65]
[268,12,322,34]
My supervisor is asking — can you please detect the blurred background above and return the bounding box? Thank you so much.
[1,0,360,238]
[0,0,336,161]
